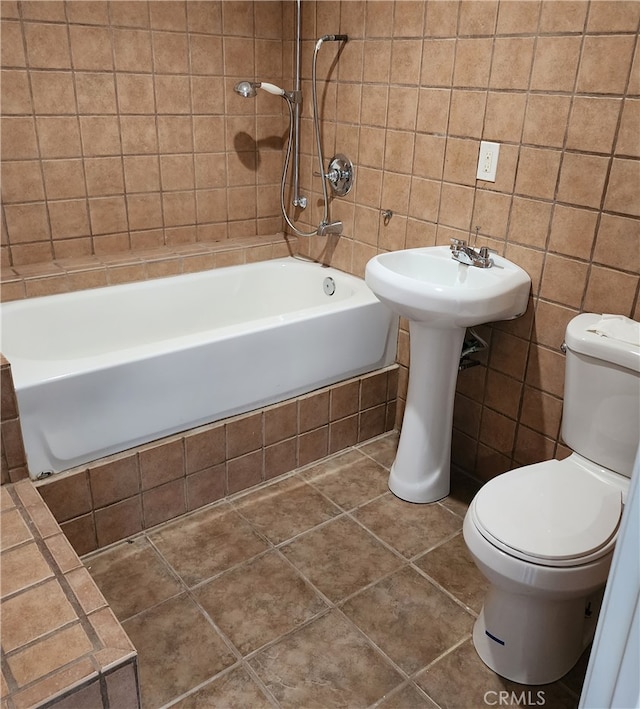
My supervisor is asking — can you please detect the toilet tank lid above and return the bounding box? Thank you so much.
[565,313,640,373]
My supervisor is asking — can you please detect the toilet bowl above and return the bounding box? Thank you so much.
[463,313,639,685]
[463,455,625,685]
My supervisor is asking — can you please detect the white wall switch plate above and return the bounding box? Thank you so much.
[476,140,500,182]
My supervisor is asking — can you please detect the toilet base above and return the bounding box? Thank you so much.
[472,585,602,685]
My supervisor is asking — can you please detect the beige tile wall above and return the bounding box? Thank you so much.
[292,0,640,480]
[2,0,639,484]
[1,0,286,266]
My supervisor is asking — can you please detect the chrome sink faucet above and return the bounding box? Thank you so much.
[450,238,496,269]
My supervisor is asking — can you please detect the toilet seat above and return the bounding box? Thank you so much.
[472,459,623,568]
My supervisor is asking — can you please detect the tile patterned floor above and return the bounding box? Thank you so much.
[84,433,588,709]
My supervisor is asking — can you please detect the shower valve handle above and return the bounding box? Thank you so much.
[314,168,343,181]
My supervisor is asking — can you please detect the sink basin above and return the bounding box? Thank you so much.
[365,245,531,504]
[365,245,531,328]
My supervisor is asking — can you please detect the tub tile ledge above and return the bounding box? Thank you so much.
[0,480,140,709]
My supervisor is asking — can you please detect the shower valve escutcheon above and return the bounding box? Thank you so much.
[318,154,354,197]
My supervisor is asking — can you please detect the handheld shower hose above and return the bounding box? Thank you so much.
[234,34,348,238]
[280,33,349,237]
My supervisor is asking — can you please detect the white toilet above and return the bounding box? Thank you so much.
[463,312,640,685]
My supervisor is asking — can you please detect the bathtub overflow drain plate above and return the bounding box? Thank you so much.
[323,276,336,296]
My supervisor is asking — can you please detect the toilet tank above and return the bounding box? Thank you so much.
[562,313,640,478]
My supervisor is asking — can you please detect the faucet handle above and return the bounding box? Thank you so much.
[479,246,497,258]
[450,238,467,250]
[477,246,497,268]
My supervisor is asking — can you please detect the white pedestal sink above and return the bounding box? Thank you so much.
[365,246,531,503]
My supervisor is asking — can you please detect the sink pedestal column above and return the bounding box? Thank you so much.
[389,323,466,503]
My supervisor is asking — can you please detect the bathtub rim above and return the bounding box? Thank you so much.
[2,257,385,388]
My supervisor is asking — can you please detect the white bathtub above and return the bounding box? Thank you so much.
[1,257,398,479]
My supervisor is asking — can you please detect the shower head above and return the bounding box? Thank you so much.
[234,80,259,98]
[234,80,286,98]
